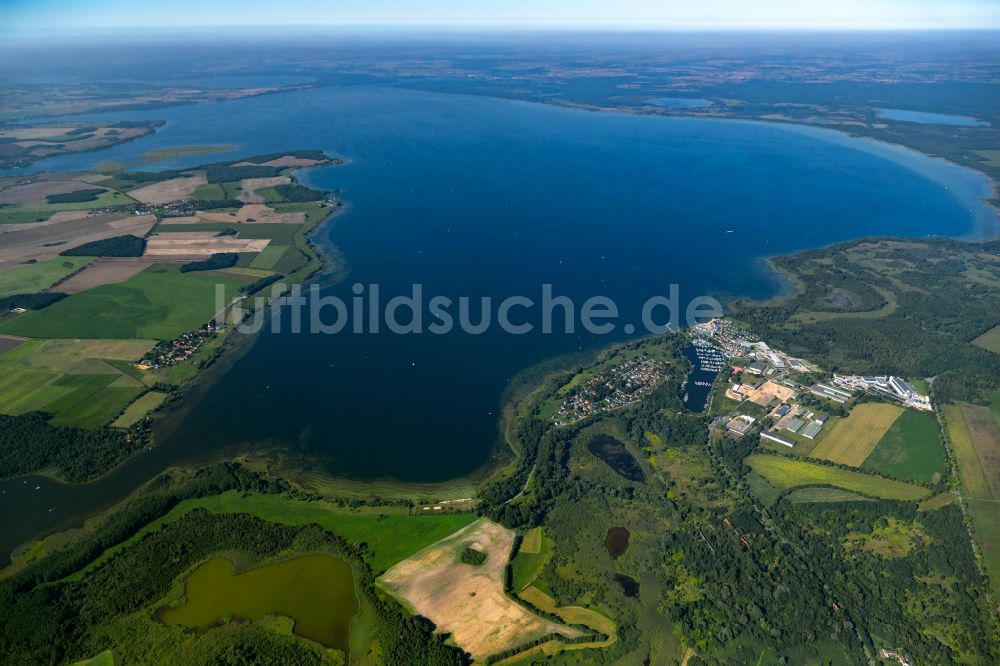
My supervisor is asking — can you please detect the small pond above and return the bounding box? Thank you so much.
[587,434,645,482]
[604,526,631,559]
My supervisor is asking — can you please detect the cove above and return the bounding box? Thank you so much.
[0,85,995,559]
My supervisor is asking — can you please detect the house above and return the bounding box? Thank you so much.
[774,404,791,418]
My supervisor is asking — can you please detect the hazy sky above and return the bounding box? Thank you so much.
[4,0,1000,31]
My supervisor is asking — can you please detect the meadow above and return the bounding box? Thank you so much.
[809,403,903,467]
[0,266,244,340]
[972,325,1000,354]
[943,395,1000,595]
[69,490,476,578]
[746,455,931,500]
[861,409,945,483]
[0,257,94,298]
[510,527,554,592]
[112,390,167,428]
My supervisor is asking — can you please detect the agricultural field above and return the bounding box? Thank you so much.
[0,338,153,428]
[510,527,554,592]
[0,121,160,169]
[809,403,903,467]
[0,266,245,340]
[943,397,1000,594]
[972,325,1000,355]
[112,390,167,428]
[0,256,94,297]
[746,455,931,500]
[861,409,945,483]
[379,518,578,661]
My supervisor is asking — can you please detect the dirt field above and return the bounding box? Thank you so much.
[127,173,206,205]
[56,259,155,293]
[0,335,26,356]
[0,177,103,205]
[810,403,903,467]
[144,234,270,256]
[379,518,578,661]
[238,176,289,203]
[196,204,305,224]
[234,156,324,168]
[0,214,157,266]
[744,380,797,406]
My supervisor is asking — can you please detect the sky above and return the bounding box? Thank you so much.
[3,0,1000,32]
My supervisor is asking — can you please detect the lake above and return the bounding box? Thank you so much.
[0,85,995,559]
[160,554,357,650]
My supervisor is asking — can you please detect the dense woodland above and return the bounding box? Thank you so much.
[180,252,239,273]
[0,412,144,482]
[728,238,1000,404]
[59,234,146,257]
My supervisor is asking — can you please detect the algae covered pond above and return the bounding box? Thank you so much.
[161,554,358,649]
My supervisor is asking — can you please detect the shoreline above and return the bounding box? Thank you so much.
[6,86,999,538]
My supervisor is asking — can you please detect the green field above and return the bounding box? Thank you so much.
[0,367,141,428]
[0,257,94,298]
[70,491,477,578]
[510,528,554,592]
[0,189,135,224]
[0,339,153,428]
[861,409,945,483]
[746,455,931,501]
[809,403,903,467]
[973,326,1000,354]
[0,266,243,340]
[968,500,1000,596]
[249,244,289,270]
[112,390,167,427]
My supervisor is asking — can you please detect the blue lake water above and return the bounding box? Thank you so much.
[1,86,995,557]
[877,108,990,127]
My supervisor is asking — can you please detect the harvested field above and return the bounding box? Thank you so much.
[950,404,1000,500]
[809,403,903,467]
[56,259,155,293]
[379,518,579,661]
[127,173,206,205]
[197,204,305,224]
[239,176,289,203]
[0,214,156,265]
[234,156,324,168]
[144,235,270,256]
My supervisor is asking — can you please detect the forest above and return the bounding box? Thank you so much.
[727,238,1000,404]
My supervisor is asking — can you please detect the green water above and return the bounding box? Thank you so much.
[161,554,358,649]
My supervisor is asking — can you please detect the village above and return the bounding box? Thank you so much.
[136,321,221,371]
[552,355,666,426]
[690,318,931,449]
